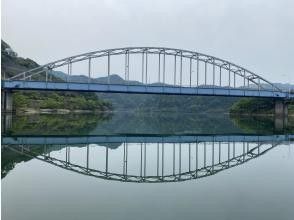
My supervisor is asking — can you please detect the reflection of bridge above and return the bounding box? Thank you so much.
[2,134,293,145]
[2,47,293,114]
[4,141,283,183]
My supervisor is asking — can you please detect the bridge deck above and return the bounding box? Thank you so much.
[2,80,291,98]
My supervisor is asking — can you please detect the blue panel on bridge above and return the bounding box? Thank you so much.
[1,80,290,98]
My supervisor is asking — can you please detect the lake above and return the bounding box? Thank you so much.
[1,112,294,220]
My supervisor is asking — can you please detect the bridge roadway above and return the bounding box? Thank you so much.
[2,134,293,145]
[2,80,293,98]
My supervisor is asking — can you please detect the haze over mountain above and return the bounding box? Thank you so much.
[52,70,294,90]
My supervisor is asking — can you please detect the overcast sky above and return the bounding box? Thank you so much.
[2,0,294,83]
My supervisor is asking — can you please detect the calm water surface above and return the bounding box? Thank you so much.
[2,112,294,220]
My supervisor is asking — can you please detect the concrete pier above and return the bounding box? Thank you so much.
[274,100,288,117]
[1,90,13,112]
[274,100,288,131]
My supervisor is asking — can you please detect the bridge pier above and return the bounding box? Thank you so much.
[1,113,12,134]
[274,100,288,117]
[274,100,288,131]
[1,90,13,112]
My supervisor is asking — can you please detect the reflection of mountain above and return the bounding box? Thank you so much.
[1,143,112,178]
[1,147,32,178]
[90,112,244,135]
[2,145,56,178]
[2,112,294,139]
[4,111,291,136]
[231,115,275,134]
[3,112,244,136]
[231,115,294,134]
[2,145,63,178]
[3,113,112,136]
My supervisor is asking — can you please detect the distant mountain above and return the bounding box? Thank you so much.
[50,71,242,112]
[2,40,40,79]
[249,83,294,91]
[272,83,294,91]
[52,70,294,91]
[51,71,141,85]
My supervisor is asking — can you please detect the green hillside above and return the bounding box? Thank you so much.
[98,92,239,113]
[230,97,294,115]
[1,40,112,112]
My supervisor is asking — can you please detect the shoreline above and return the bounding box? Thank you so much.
[3,107,294,117]
[229,112,294,117]
[12,108,113,114]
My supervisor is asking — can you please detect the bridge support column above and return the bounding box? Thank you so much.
[274,100,288,131]
[274,100,288,117]
[1,90,13,112]
[1,113,12,134]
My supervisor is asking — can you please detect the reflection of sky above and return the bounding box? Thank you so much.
[2,0,294,84]
[2,143,294,220]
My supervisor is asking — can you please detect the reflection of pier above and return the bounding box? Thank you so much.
[4,141,283,183]
[2,134,293,145]
[1,114,12,134]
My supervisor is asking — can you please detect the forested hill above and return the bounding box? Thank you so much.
[1,40,112,112]
[52,69,241,113]
[1,40,39,79]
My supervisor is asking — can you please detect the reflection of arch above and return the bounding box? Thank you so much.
[5,141,279,183]
[8,47,281,92]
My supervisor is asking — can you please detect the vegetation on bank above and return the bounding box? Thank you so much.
[2,40,112,112]
[230,98,294,115]
[4,113,112,136]
[99,93,240,113]
[13,91,112,111]
[230,98,275,115]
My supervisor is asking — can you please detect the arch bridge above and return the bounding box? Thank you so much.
[4,140,283,183]
[2,47,293,113]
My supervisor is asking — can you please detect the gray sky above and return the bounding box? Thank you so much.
[2,0,294,83]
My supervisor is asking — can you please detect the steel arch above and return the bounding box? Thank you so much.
[8,47,282,92]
